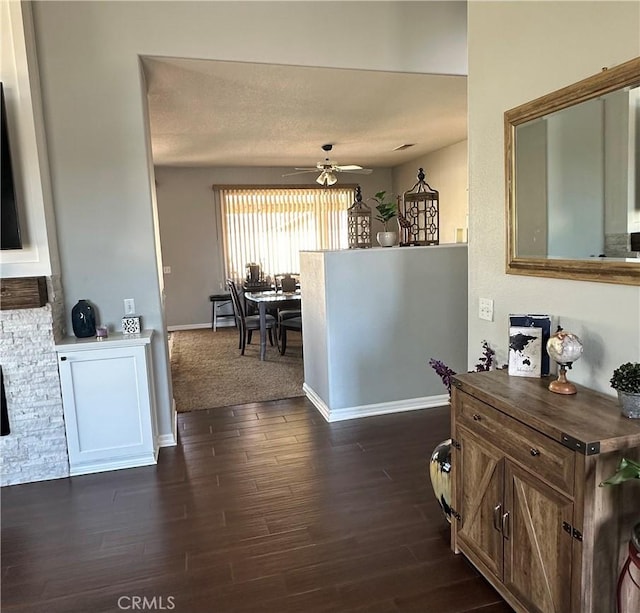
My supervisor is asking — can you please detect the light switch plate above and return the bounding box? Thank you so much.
[124,298,135,315]
[479,298,494,322]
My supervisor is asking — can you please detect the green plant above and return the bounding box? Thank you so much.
[599,457,640,486]
[610,362,640,393]
[371,191,397,231]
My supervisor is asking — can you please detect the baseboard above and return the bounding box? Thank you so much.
[167,323,211,331]
[167,321,236,332]
[157,399,178,447]
[303,383,449,423]
[69,453,157,476]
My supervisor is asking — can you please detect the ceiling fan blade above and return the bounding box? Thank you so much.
[336,168,373,175]
[282,170,318,177]
[334,164,364,171]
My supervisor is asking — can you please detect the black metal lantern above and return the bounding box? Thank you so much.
[347,186,372,249]
[400,168,439,246]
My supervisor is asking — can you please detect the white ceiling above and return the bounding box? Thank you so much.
[142,57,467,170]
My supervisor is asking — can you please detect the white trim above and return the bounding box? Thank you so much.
[167,323,211,331]
[158,399,178,447]
[303,383,449,423]
[167,321,235,332]
[69,453,157,477]
[303,383,331,421]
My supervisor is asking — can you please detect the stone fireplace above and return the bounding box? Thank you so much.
[0,276,69,486]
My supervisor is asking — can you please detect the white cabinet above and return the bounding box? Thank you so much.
[56,331,158,476]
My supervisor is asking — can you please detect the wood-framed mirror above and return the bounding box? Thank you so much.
[505,56,640,285]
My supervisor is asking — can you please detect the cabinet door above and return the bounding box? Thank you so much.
[455,424,505,579]
[503,461,573,613]
[58,345,156,474]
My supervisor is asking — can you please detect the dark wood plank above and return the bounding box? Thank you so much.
[1,397,512,613]
[0,277,47,310]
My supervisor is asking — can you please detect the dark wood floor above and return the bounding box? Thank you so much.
[1,398,513,613]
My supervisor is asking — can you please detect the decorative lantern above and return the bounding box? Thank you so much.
[400,168,439,246]
[347,186,372,249]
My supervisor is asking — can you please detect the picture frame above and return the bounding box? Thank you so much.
[508,325,542,378]
[508,314,553,375]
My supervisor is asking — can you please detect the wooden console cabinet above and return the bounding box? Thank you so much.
[451,370,640,613]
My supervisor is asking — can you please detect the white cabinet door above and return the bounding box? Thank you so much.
[58,343,157,475]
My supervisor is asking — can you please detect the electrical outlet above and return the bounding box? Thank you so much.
[479,298,494,322]
[163,266,171,274]
[124,298,135,315]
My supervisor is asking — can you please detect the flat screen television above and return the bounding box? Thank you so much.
[1,82,23,250]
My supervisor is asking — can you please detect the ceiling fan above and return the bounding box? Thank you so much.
[283,144,373,186]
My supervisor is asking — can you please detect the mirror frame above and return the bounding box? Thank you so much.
[505,56,640,286]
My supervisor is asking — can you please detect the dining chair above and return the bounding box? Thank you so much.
[226,280,276,355]
[274,274,300,335]
[277,307,302,338]
[277,316,302,356]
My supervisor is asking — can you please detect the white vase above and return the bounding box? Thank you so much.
[376,231,397,247]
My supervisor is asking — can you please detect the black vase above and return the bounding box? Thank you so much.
[71,299,96,338]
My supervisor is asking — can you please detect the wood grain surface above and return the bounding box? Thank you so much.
[1,397,513,613]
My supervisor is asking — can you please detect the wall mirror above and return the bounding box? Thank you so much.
[505,56,640,285]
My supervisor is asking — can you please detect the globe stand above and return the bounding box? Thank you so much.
[548,363,577,395]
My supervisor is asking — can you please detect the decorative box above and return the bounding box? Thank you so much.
[122,315,142,335]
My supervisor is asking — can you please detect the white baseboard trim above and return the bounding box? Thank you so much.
[167,323,211,331]
[158,399,178,447]
[167,321,236,332]
[69,453,157,476]
[303,383,449,423]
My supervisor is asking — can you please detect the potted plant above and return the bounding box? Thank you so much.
[371,191,397,247]
[600,457,640,486]
[611,362,640,418]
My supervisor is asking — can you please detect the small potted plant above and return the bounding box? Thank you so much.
[610,362,640,418]
[371,191,397,247]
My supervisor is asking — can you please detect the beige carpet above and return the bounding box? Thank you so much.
[170,327,304,412]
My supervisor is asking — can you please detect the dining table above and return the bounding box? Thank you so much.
[243,290,302,360]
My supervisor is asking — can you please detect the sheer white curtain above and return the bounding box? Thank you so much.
[218,186,352,280]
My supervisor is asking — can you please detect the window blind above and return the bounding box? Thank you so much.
[218,186,352,280]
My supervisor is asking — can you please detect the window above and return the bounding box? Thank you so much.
[218,186,353,280]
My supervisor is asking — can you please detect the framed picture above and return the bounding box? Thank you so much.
[508,326,542,377]
[509,314,553,375]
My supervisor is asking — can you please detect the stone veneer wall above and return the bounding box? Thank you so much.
[0,276,69,486]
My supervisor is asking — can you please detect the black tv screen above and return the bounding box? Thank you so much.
[1,82,23,250]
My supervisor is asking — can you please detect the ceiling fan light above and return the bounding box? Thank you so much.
[316,170,337,186]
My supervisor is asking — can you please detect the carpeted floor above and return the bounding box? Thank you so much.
[170,327,304,412]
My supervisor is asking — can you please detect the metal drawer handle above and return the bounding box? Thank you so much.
[60,356,67,361]
[530,448,540,456]
[473,414,482,421]
[502,511,510,540]
[493,504,502,532]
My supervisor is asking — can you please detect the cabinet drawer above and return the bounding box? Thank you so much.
[457,392,575,495]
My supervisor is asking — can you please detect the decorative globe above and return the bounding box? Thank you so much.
[546,328,583,366]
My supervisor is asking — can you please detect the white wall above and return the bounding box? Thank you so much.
[31,0,467,439]
[392,140,468,245]
[155,166,393,327]
[468,1,640,395]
